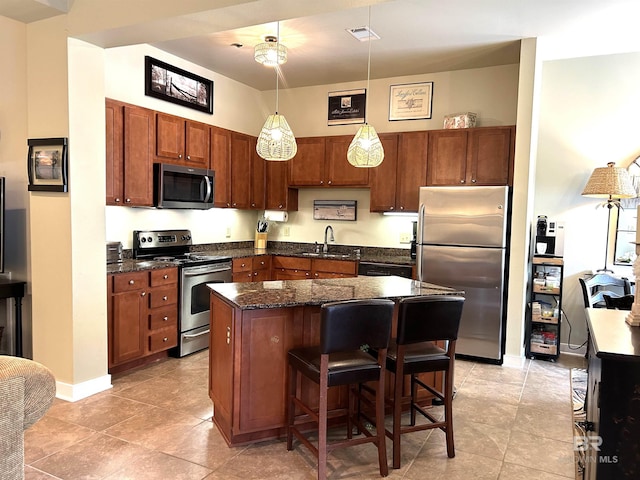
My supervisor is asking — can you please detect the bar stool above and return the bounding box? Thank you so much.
[385,295,464,469]
[286,299,394,480]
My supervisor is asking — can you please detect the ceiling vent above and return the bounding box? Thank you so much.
[346,26,380,42]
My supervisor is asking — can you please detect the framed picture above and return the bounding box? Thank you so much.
[145,56,214,114]
[27,137,68,192]
[328,89,366,125]
[389,82,433,121]
[313,200,357,221]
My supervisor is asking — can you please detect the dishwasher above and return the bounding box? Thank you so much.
[357,261,413,278]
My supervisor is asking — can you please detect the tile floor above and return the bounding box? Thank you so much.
[23,351,586,480]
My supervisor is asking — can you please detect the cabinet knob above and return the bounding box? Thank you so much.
[125,198,131,203]
[460,180,465,184]
[178,154,182,159]
[279,204,283,209]
[115,198,121,203]
[163,337,168,342]
[314,273,319,277]
[253,272,258,276]
[187,155,191,160]
[163,296,168,301]
[226,203,231,207]
[163,316,168,321]
[251,203,256,207]
[260,261,265,265]
[320,180,324,185]
[389,206,394,210]
[129,279,135,285]
[471,179,477,183]
[163,274,168,279]
[327,180,332,185]
[241,263,246,267]
[400,206,404,210]
[141,291,146,297]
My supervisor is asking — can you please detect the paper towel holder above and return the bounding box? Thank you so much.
[264,210,289,222]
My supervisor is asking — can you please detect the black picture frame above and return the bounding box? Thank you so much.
[27,137,68,192]
[327,89,366,125]
[144,56,214,114]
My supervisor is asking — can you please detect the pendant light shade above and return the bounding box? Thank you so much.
[347,124,384,167]
[347,6,383,168]
[256,22,297,161]
[254,36,287,66]
[256,113,297,161]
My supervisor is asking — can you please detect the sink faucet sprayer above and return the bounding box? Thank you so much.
[323,225,334,254]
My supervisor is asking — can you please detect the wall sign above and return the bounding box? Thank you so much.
[313,200,357,221]
[389,82,433,121]
[327,89,366,125]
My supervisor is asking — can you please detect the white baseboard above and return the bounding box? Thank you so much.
[503,354,528,368]
[560,343,587,356]
[55,374,112,402]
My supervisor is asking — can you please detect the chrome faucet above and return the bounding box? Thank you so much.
[323,225,334,254]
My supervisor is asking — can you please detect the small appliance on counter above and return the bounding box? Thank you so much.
[106,241,123,264]
[534,215,565,256]
[410,221,417,259]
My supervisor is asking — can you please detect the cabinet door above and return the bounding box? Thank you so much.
[123,105,154,206]
[210,296,235,437]
[250,139,265,210]
[325,135,369,186]
[466,127,513,185]
[369,134,398,212]
[184,120,210,168]
[265,160,298,211]
[396,131,428,211]
[106,99,124,205]
[110,288,146,366]
[155,113,184,162]
[289,137,326,186]
[230,132,252,209]
[427,130,468,186]
[211,126,231,208]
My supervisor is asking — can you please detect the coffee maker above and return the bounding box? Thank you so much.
[535,215,564,256]
[410,221,417,259]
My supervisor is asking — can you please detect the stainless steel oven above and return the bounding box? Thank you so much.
[133,229,231,357]
[180,260,231,356]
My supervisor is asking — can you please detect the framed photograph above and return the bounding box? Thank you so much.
[27,137,68,192]
[145,56,213,114]
[389,82,433,121]
[313,200,357,221]
[328,89,366,125]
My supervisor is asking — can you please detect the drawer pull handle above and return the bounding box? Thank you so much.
[163,337,168,342]
[129,280,135,285]
[163,296,168,301]
[163,274,168,279]
[163,316,168,321]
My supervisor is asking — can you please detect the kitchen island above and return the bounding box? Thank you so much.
[207,275,463,446]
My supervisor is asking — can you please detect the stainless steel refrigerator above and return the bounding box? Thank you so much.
[417,186,510,363]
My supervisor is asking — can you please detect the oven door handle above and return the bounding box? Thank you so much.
[184,329,210,339]
[183,266,231,276]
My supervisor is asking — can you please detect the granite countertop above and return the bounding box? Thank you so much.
[107,242,415,275]
[208,276,462,310]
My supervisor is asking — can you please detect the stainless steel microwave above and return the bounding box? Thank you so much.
[154,163,215,209]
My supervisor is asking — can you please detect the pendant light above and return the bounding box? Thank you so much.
[256,22,297,161]
[347,6,384,168]
[254,35,287,66]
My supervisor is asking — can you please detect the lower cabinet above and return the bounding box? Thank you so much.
[108,267,178,371]
[271,256,357,280]
[232,256,272,282]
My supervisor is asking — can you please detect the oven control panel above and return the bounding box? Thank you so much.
[134,229,193,250]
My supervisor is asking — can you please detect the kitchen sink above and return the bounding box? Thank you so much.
[300,252,352,259]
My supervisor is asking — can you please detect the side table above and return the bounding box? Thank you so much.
[0,279,26,357]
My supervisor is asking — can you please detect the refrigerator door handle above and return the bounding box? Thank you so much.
[417,203,425,283]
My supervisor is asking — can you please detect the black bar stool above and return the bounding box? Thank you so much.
[286,299,394,480]
[381,295,464,469]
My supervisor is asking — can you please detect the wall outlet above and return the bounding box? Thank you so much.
[225,227,231,238]
[283,226,290,237]
[399,232,411,244]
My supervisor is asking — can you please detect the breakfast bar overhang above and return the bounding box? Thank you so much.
[207,275,464,446]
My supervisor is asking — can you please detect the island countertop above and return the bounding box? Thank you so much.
[208,275,463,310]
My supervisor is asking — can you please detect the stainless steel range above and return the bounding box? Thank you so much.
[133,229,232,357]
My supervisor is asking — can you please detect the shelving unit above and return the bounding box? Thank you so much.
[526,256,563,360]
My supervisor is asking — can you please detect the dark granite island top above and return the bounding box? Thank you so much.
[207,276,463,447]
[207,276,462,310]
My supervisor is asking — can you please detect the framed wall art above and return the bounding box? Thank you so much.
[145,56,214,114]
[389,82,433,121]
[327,89,366,125]
[27,137,68,192]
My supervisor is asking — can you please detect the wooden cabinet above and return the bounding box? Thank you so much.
[289,136,369,187]
[250,144,266,210]
[265,160,298,211]
[210,126,232,208]
[155,112,210,168]
[105,99,154,206]
[108,267,178,371]
[427,126,514,186]
[232,256,271,282]
[369,134,399,212]
[271,256,356,280]
[230,132,252,209]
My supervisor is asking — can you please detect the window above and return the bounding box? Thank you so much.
[614,159,640,266]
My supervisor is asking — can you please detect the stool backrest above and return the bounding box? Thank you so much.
[603,293,634,310]
[396,296,465,345]
[579,273,632,308]
[320,299,394,354]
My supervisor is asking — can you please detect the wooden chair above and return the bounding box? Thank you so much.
[578,273,631,308]
[286,299,394,480]
[603,293,634,310]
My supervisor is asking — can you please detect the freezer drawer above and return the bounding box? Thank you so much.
[420,244,506,361]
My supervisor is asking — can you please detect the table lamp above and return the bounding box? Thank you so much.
[581,162,637,273]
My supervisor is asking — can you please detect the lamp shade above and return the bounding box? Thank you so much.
[347,124,384,167]
[581,162,637,199]
[254,37,287,66]
[256,113,297,161]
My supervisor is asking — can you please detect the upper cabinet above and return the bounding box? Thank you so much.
[155,112,210,169]
[427,126,514,186]
[370,131,428,213]
[265,160,298,211]
[106,99,154,206]
[230,132,252,209]
[210,126,231,208]
[250,141,266,210]
[289,136,369,187]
